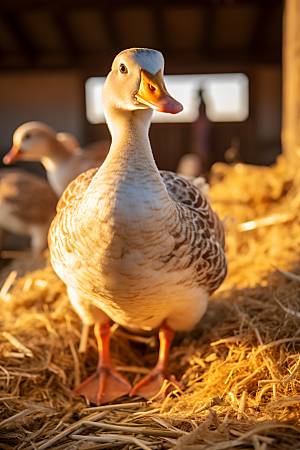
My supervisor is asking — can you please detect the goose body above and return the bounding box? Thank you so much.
[4,122,110,197]
[48,48,227,404]
[0,169,57,255]
[52,168,225,331]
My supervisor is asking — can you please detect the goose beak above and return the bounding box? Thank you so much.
[135,69,183,114]
[3,146,22,165]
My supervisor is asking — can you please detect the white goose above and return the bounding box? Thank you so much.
[4,122,109,197]
[48,48,227,405]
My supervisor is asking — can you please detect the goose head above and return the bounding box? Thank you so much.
[102,48,183,130]
[3,122,67,165]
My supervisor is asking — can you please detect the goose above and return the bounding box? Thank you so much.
[3,122,110,197]
[0,169,57,256]
[48,48,227,405]
[4,123,110,351]
[176,153,204,178]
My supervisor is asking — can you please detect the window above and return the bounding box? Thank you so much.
[86,73,249,124]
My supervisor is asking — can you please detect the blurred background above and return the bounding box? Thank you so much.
[0,0,282,176]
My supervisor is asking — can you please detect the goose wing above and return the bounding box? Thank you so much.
[160,170,226,293]
[160,171,225,248]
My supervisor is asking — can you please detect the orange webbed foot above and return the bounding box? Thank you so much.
[73,365,132,406]
[130,322,183,400]
[130,367,183,400]
[72,322,131,406]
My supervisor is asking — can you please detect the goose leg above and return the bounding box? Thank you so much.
[130,323,183,400]
[78,323,90,354]
[73,323,132,405]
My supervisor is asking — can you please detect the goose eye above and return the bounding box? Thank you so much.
[24,133,31,139]
[119,64,128,74]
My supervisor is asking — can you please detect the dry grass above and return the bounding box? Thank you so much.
[209,155,300,289]
[1,156,300,449]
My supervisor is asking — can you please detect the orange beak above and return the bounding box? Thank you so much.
[135,69,183,114]
[3,146,22,165]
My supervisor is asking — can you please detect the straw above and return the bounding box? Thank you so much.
[1,158,300,449]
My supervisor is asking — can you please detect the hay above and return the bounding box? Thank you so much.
[209,155,300,289]
[1,157,300,449]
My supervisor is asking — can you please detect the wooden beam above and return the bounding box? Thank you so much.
[250,4,269,52]
[249,2,281,57]
[150,7,168,54]
[51,9,80,65]
[281,0,300,169]
[100,8,120,53]
[0,0,283,9]
[200,6,215,60]
[0,11,37,62]
[0,45,282,72]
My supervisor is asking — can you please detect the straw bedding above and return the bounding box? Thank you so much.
[1,156,300,449]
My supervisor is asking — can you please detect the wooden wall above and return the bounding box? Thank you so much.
[0,63,282,177]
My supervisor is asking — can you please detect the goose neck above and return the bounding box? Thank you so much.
[105,108,155,168]
[41,140,72,172]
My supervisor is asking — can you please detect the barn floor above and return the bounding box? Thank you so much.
[1,156,300,449]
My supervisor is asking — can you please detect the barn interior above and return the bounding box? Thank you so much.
[0,0,282,172]
[2,1,300,449]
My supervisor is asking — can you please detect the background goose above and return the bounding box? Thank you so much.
[3,123,110,350]
[3,122,110,197]
[48,48,227,405]
[0,169,57,256]
[0,130,79,256]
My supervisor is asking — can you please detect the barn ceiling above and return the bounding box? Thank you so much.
[0,0,282,74]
